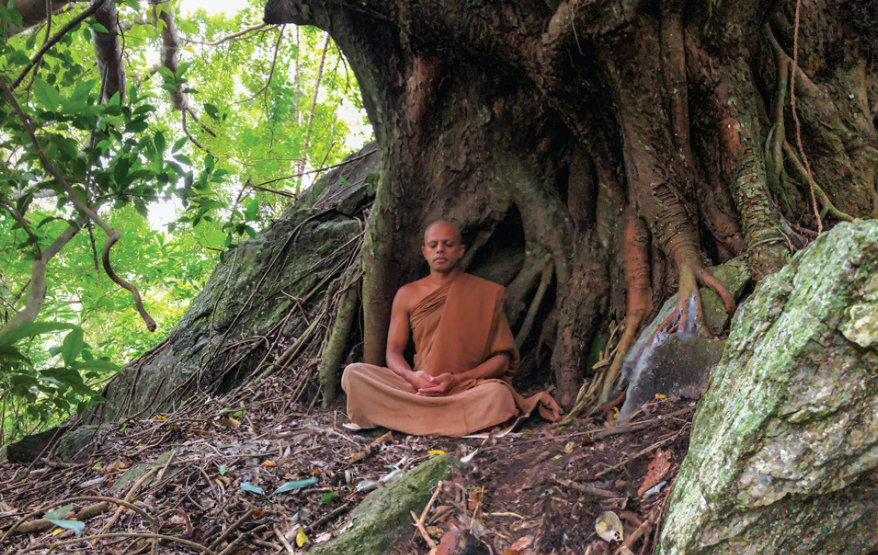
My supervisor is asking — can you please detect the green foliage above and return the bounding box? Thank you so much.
[0,322,117,442]
[0,0,371,445]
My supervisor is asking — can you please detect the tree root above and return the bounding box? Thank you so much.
[515,254,553,347]
[318,265,361,406]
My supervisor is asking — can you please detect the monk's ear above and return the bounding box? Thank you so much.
[421,244,428,260]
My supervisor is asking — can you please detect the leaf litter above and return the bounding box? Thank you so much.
[0,370,694,555]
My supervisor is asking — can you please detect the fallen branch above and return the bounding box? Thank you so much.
[11,502,110,535]
[23,532,215,554]
[207,508,254,551]
[556,478,620,499]
[1,496,156,547]
[410,510,437,549]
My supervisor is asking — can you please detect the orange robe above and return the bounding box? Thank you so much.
[341,273,560,437]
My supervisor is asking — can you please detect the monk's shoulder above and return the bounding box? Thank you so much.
[461,274,505,296]
[395,278,431,308]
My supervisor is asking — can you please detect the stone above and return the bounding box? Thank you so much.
[312,454,464,555]
[618,258,750,420]
[659,220,878,555]
[1,426,69,464]
[54,424,114,461]
[618,335,725,420]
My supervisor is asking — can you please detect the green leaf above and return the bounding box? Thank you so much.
[171,137,187,153]
[61,328,85,366]
[218,464,228,476]
[90,22,109,33]
[71,359,122,373]
[240,482,265,495]
[47,519,85,535]
[319,492,339,505]
[244,198,259,221]
[204,103,220,119]
[33,78,61,110]
[272,477,317,496]
[0,322,78,348]
[154,131,166,153]
[44,505,74,520]
[113,158,130,185]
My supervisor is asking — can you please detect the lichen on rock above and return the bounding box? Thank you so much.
[659,220,878,554]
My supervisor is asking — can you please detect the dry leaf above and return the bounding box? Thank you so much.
[502,534,535,554]
[428,449,446,456]
[216,416,240,429]
[595,511,623,542]
[315,532,332,543]
[564,442,576,454]
[637,449,672,498]
[262,460,277,467]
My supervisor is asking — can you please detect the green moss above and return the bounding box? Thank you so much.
[660,221,878,555]
[313,455,463,555]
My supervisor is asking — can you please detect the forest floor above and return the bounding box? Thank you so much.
[0,373,694,555]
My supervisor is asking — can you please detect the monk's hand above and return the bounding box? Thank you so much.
[405,371,436,391]
[417,373,459,396]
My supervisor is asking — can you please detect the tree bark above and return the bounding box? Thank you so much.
[263,0,877,409]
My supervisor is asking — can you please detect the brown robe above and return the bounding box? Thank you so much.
[341,273,560,437]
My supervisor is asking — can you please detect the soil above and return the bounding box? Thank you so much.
[0,373,693,555]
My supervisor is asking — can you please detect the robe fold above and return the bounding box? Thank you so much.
[341,273,560,437]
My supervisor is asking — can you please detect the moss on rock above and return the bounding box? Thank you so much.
[659,220,878,555]
[313,455,463,555]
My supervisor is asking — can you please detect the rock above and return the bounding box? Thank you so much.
[618,259,750,420]
[1,426,69,464]
[54,424,114,461]
[88,144,380,423]
[618,336,725,420]
[659,221,878,555]
[313,454,464,555]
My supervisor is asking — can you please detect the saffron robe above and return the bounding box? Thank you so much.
[341,273,560,437]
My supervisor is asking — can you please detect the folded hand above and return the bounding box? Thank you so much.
[417,373,460,396]
[406,370,436,391]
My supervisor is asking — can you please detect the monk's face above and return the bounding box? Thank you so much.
[421,222,465,274]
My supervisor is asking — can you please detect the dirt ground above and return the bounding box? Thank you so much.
[0,374,694,555]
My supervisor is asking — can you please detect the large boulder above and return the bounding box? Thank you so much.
[659,220,878,554]
[88,144,379,423]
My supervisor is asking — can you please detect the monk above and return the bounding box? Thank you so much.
[341,220,561,437]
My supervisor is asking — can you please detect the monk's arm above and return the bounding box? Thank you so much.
[386,288,435,389]
[386,289,413,375]
[457,352,510,381]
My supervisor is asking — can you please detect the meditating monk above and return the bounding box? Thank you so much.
[341,220,561,437]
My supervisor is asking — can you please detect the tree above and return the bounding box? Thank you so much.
[0,0,369,441]
[263,0,877,411]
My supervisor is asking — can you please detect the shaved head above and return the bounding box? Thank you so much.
[421,220,465,275]
[423,220,462,245]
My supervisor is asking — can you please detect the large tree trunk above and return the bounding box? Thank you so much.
[264,0,877,410]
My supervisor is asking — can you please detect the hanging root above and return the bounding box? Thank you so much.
[515,254,554,347]
[559,214,651,423]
